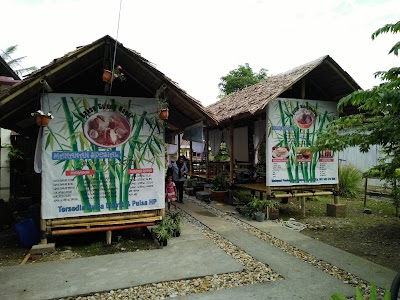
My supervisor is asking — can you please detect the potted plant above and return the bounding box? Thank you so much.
[31,110,54,127]
[157,98,169,120]
[265,200,280,220]
[167,211,182,237]
[246,196,269,221]
[102,65,126,83]
[211,174,228,203]
[155,84,169,120]
[152,221,172,247]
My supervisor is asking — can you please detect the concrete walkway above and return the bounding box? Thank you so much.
[0,197,396,300]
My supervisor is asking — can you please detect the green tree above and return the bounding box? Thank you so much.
[1,45,37,76]
[218,63,267,96]
[314,20,400,212]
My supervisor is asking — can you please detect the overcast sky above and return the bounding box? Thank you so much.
[2,0,399,106]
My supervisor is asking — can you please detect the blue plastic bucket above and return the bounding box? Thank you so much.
[15,218,40,248]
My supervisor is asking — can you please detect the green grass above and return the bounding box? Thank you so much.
[280,195,398,221]
[339,164,363,198]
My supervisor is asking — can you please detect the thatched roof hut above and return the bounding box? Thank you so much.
[0,35,217,137]
[207,55,360,127]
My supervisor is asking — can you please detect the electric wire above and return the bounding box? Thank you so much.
[109,0,123,94]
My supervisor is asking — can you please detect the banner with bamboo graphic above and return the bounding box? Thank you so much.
[266,98,338,186]
[41,94,165,219]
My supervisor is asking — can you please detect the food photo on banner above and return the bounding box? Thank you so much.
[266,98,338,186]
[38,93,165,219]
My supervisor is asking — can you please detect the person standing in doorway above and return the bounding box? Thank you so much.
[171,155,188,203]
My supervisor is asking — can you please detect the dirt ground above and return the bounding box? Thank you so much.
[1,196,399,272]
[0,226,158,267]
[284,196,400,272]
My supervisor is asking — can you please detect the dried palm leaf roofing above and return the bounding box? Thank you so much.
[0,35,216,137]
[207,55,361,125]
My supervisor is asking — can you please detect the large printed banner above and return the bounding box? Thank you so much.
[266,98,338,186]
[41,94,165,219]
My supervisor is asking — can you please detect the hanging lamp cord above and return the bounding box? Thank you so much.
[109,0,123,94]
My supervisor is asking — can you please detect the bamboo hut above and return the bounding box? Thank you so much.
[204,55,361,217]
[0,35,216,243]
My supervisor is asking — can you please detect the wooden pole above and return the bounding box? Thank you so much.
[229,121,234,183]
[178,134,181,159]
[334,183,339,204]
[301,196,306,217]
[189,140,193,177]
[364,177,368,208]
[206,128,209,179]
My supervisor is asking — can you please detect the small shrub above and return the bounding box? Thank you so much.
[339,164,363,198]
[331,281,390,300]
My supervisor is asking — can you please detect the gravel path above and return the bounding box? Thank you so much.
[57,196,389,300]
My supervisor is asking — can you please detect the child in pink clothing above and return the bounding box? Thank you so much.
[165,175,178,210]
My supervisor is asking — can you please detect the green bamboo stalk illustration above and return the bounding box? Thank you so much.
[122,111,147,209]
[92,98,100,210]
[278,100,294,182]
[61,97,92,212]
[311,110,328,181]
[107,99,117,209]
[71,97,103,211]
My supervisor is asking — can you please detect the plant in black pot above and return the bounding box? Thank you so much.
[246,196,269,221]
[212,174,228,203]
[168,211,182,237]
[153,220,172,247]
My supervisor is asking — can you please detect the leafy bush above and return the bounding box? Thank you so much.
[331,281,390,300]
[339,164,363,198]
[212,174,227,191]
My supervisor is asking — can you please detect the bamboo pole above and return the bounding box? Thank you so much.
[364,177,368,208]
[51,216,162,228]
[189,140,193,177]
[273,191,333,198]
[206,128,209,180]
[51,222,155,236]
[106,230,112,245]
[334,183,340,204]
[229,121,234,183]
[178,134,181,158]
[49,212,158,226]
[20,251,31,265]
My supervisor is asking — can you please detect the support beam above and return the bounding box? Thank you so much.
[177,134,182,161]
[206,128,209,179]
[189,140,193,177]
[51,222,155,236]
[229,121,234,183]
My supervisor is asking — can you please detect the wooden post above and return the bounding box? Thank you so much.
[364,177,368,208]
[106,230,112,245]
[177,134,181,159]
[206,128,209,179]
[189,140,193,177]
[301,196,306,217]
[334,183,339,204]
[229,121,234,184]
[40,210,47,244]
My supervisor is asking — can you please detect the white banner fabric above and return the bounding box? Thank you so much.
[41,94,165,219]
[266,98,338,186]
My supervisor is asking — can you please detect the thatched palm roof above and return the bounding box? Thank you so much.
[0,35,216,137]
[207,55,361,125]
[0,56,20,80]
